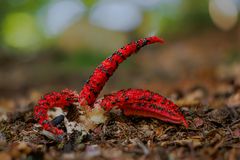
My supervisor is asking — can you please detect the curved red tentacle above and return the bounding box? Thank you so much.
[79,36,164,107]
[95,89,188,128]
[34,89,78,135]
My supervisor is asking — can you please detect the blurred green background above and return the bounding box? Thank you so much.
[0,0,240,99]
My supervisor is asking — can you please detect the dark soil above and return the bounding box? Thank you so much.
[0,90,240,160]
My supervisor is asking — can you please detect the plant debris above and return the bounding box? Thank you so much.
[0,86,239,160]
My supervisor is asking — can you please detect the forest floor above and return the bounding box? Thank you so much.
[0,29,240,160]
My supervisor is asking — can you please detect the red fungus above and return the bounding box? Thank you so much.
[79,36,164,107]
[96,89,188,127]
[34,89,78,135]
[34,36,188,137]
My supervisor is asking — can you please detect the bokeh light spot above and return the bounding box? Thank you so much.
[40,0,86,36]
[2,12,41,50]
[89,1,142,32]
[209,0,238,31]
